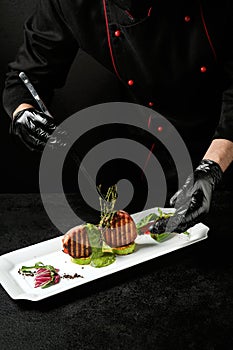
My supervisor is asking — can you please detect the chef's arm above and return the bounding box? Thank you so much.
[3,0,79,118]
[168,86,233,231]
[12,104,34,119]
[168,138,233,233]
[166,5,233,232]
[203,138,233,172]
[4,0,80,151]
[168,87,233,232]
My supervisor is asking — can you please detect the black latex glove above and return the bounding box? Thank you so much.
[11,108,57,151]
[165,159,223,233]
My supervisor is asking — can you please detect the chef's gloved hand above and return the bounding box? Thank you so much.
[11,108,57,152]
[167,159,223,233]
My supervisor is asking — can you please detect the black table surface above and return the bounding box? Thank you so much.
[0,191,233,350]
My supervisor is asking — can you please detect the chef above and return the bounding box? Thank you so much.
[3,0,233,232]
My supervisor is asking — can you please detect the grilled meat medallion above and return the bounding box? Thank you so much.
[101,210,137,248]
[62,225,92,259]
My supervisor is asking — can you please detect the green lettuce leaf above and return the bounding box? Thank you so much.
[136,213,159,234]
[91,253,116,268]
[86,223,116,268]
[150,232,171,242]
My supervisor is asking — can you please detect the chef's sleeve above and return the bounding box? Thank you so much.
[213,7,233,142]
[2,0,79,118]
[213,86,233,142]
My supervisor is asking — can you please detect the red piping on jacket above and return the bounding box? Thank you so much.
[148,7,152,17]
[199,3,217,61]
[102,0,122,80]
[125,7,152,19]
[125,10,134,20]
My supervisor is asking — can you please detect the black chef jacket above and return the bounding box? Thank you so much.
[3,0,233,164]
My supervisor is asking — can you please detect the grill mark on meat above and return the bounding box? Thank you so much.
[70,232,73,257]
[115,217,119,248]
[110,217,115,247]
[106,226,111,247]
[130,219,134,241]
[81,228,85,257]
[102,210,137,247]
[78,228,82,257]
[68,235,71,256]
[104,224,111,247]
[126,219,131,245]
[62,225,92,259]
[83,228,87,257]
[63,212,138,258]
[120,214,125,246]
[120,217,124,247]
[73,229,77,258]
[78,226,84,258]
[83,230,87,257]
[121,213,128,246]
[115,212,121,247]
[83,226,91,258]
[75,230,78,257]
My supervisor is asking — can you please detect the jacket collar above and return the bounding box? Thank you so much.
[111,0,153,15]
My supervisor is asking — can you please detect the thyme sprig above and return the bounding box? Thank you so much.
[98,184,118,227]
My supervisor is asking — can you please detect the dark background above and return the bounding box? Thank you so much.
[1,5,233,350]
[0,0,121,193]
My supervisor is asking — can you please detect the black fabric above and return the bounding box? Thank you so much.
[3,0,79,117]
[2,0,233,152]
[111,0,153,17]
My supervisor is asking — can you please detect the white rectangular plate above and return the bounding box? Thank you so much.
[0,208,209,301]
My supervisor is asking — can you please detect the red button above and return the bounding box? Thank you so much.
[200,66,207,73]
[128,80,134,86]
[184,16,191,22]
[157,126,163,132]
[114,30,121,37]
[148,101,154,107]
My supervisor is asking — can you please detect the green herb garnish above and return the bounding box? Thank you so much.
[19,262,60,288]
[86,223,116,268]
[136,212,159,235]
